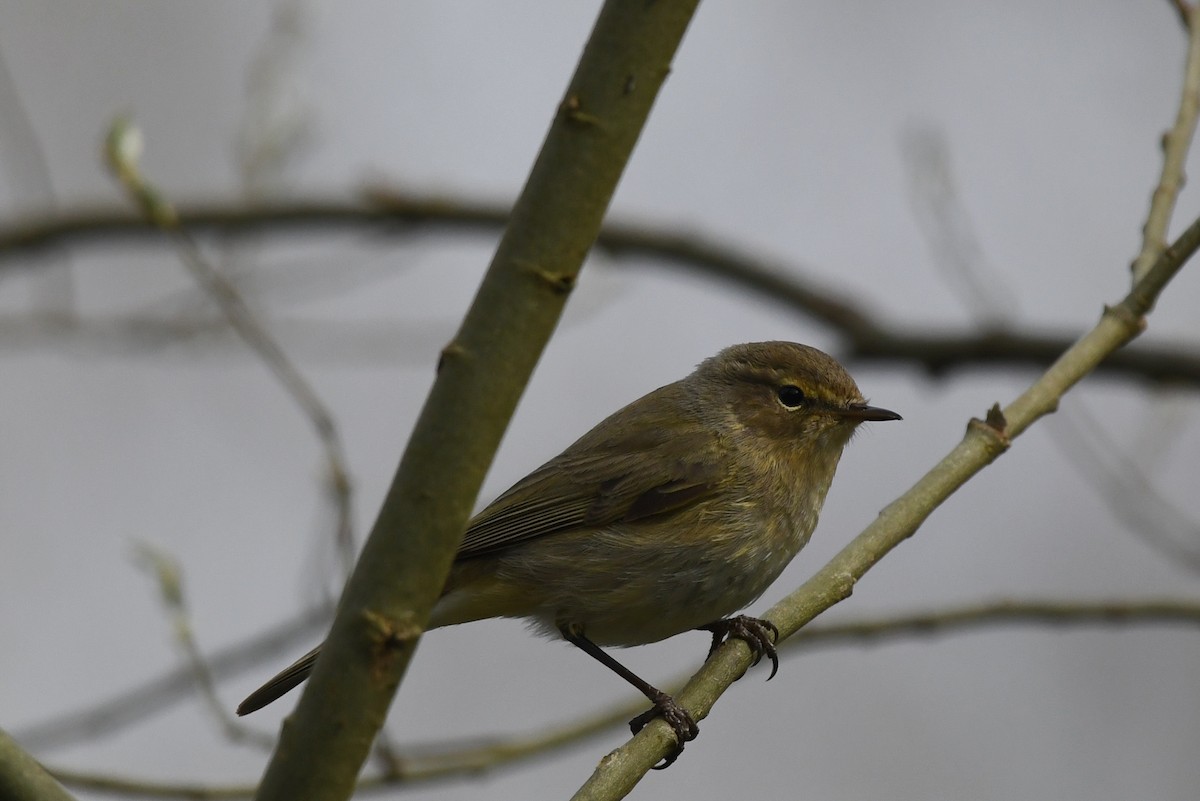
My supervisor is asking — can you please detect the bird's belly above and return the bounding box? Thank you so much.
[491,511,815,647]
[557,561,778,646]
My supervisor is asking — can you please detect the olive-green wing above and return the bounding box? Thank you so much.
[456,389,726,559]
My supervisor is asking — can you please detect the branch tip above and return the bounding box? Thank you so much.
[984,403,1008,433]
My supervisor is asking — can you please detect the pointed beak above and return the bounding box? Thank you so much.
[839,402,902,422]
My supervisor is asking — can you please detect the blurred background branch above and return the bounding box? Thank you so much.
[3,3,1199,800]
[42,597,1200,799]
[2,195,1199,385]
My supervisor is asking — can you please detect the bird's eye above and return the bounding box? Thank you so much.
[776,385,806,408]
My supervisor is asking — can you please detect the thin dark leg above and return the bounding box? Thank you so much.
[698,615,780,680]
[559,624,697,769]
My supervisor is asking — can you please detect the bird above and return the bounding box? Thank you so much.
[237,341,900,767]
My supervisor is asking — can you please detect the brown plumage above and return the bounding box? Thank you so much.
[238,342,900,766]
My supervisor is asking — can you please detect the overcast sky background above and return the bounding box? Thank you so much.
[2,3,1199,800]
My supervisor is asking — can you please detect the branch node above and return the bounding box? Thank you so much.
[560,93,603,127]
[1102,302,1146,334]
[826,570,858,603]
[437,342,469,374]
[967,408,1012,450]
[525,263,577,294]
[362,609,422,681]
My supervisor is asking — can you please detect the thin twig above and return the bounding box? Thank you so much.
[1133,2,1200,282]
[1046,401,1200,571]
[783,598,1200,645]
[1170,0,1193,32]
[0,311,448,363]
[570,210,1200,798]
[235,0,316,198]
[901,125,1016,326]
[133,544,279,751]
[13,608,328,752]
[104,120,357,578]
[48,698,641,800]
[43,598,1200,799]
[0,44,74,315]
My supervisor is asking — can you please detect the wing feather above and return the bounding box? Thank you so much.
[456,384,727,559]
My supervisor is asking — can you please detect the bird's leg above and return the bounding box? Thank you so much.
[698,615,780,680]
[559,624,697,769]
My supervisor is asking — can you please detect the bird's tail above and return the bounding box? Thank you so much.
[236,644,322,716]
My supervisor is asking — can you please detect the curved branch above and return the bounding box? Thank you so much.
[569,209,1200,797]
[3,197,1198,386]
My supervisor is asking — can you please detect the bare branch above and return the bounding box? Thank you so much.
[570,209,1200,797]
[1170,0,1193,33]
[901,124,1016,325]
[43,598,1200,800]
[0,42,74,315]
[2,198,1199,386]
[1046,401,1200,571]
[104,120,357,576]
[251,5,702,800]
[134,545,278,751]
[1132,2,1200,282]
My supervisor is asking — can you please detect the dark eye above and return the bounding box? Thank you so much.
[776,385,806,408]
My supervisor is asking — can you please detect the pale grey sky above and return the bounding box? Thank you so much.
[2,3,1198,800]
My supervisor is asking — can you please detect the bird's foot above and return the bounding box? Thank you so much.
[628,690,699,770]
[700,615,780,680]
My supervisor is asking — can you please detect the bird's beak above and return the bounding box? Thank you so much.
[840,402,902,422]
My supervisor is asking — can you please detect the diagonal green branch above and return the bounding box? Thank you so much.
[570,212,1200,798]
[0,727,77,801]
[251,3,700,800]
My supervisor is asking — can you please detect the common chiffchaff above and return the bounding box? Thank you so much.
[239,341,899,766]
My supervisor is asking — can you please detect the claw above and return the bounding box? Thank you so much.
[700,615,780,680]
[628,690,699,769]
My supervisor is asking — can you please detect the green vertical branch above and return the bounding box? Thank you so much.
[252,3,700,801]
